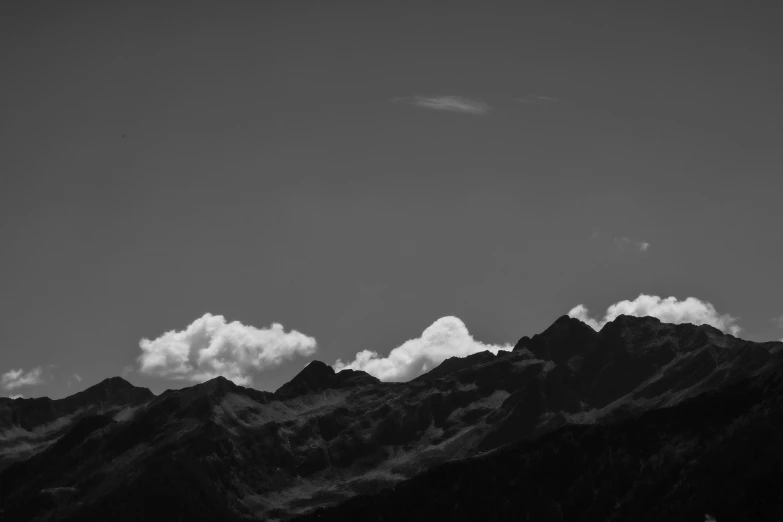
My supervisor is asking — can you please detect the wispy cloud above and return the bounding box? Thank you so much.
[1,367,43,390]
[569,294,741,336]
[407,95,489,115]
[517,94,558,105]
[334,316,512,381]
[138,313,317,386]
[7,394,24,400]
[73,373,82,383]
[614,236,650,252]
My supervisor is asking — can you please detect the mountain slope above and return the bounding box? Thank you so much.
[1,315,780,521]
[0,377,154,472]
[296,359,783,522]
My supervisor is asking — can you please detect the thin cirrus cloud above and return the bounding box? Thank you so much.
[614,236,650,252]
[137,313,317,386]
[1,367,43,391]
[407,95,490,115]
[517,94,558,105]
[333,316,513,382]
[568,294,742,336]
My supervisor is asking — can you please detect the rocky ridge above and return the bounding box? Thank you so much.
[0,315,780,521]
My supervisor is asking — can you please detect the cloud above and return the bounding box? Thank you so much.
[614,236,650,252]
[333,316,512,382]
[568,294,741,336]
[7,394,24,400]
[517,95,558,105]
[1,367,43,390]
[408,96,489,115]
[73,373,82,383]
[138,313,317,386]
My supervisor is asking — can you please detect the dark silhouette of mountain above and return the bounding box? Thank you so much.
[0,315,781,521]
[0,377,153,432]
[274,361,381,400]
[0,377,154,472]
[295,361,783,522]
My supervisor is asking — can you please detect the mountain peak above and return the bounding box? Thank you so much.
[549,314,597,332]
[94,376,135,390]
[522,314,599,362]
[301,360,336,377]
[191,375,240,397]
[207,375,234,384]
[604,314,662,329]
[72,376,154,402]
[274,361,339,399]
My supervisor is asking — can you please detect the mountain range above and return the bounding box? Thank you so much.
[1,314,781,521]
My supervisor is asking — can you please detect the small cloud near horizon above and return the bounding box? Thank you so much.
[1,367,44,390]
[569,294,741,336]
[404,95,490,115]
[137,313,317,386]
[333,316,512,382]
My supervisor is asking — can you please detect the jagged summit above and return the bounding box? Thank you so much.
[78,376,151,396]
[516,314,599,363]
[302,360,337,377]
[275,360,338,399]
[605,313,662,327]
[274,360,380,399]
[95,376,136,388]
[192,374,240,394]
[58,376,154,413]
[541,314,599,338]
[415,350,497,381]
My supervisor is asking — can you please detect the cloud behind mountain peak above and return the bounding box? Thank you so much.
[569,294,741,336]
[333,316,512,381]
[137,313,317,386]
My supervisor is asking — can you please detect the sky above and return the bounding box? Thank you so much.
[1,1,782,399]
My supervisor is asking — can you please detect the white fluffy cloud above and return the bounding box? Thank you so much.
[1,367,43,390]
[333,316,512,382]
[138,313,317,386]
[568,294,741,336]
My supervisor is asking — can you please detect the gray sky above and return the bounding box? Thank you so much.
[2,1,782,398]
